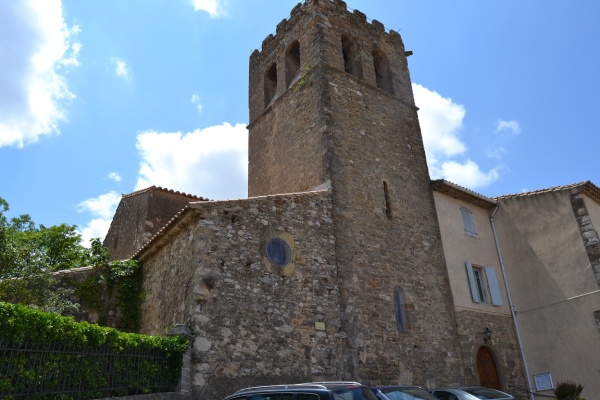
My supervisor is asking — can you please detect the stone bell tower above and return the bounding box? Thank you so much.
[248,0,465,386]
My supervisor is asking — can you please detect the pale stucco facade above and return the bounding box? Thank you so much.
[432,181,525,394]
[433,180,600,400]
[495,185,600,399]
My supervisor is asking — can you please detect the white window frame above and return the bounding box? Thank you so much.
[461,206,477,237]
[466,262,503,306]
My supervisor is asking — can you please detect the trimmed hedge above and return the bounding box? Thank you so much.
[0,302,188,399]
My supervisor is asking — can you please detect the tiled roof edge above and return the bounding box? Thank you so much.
[431,179,497,209]
[188,188,331,208]
[122,186,209,201]
[493,181,590,200]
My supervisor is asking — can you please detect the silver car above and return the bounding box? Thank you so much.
[372,385,439,400]
[430,387,515,400]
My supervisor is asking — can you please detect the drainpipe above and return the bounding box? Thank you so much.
[490,204,535,400]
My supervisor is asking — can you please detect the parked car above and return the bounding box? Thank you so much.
[224,382,380,400]
[372,385,439,400]
[429,387,515,400]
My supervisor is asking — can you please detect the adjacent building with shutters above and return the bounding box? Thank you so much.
[432,179,600,398]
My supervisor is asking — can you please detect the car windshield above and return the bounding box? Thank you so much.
[463,388,509,399]
[380,388,438,400]
[334,387,380,400]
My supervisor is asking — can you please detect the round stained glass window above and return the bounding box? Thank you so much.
[266,237,292,267]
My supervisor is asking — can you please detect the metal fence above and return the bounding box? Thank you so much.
[0,338,181,399]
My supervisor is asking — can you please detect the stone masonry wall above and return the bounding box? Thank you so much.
[454,311,527,397]
[322,62,465,387]
[249,0,465,388]
[571,191,600,287]
[248,2,326,197]
[104,188,204,261]
[139,191,341,400]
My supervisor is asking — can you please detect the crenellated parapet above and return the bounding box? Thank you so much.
[249,0,412,123]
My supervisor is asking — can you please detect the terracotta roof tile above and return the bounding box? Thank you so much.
[493,181,591,200]
[121,185,209,201]
[431,179,497,209]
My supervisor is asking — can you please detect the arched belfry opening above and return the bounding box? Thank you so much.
[341,34,363,79]
[285,40,301,88]
[264,63,278,108]
[373,49,394,95]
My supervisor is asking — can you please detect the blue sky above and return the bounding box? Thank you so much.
[1,0,599,245]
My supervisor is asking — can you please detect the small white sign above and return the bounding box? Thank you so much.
[533,372,553,391]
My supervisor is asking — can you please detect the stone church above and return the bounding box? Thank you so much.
[103,1,531,398]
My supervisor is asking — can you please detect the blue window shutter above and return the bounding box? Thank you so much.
[466,262,482,303]
[485,266,503,305]
[461,207,477,236]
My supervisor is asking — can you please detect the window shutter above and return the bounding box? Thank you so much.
[461,207,476,236]
[466,262,482,303]
[485,266,503,305]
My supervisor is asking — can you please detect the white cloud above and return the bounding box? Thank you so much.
[111,58,130,80]
[76,191,122,246]
[485,146,508,160]
[191,94,203,113]
[190,0,227,17]
[436,160,501,189]
[0,0,80,148]
[135,122,248,200]
[108,172,122,182]
[413,83,501,189]
[413,83,467,160]
[495,119,522,135]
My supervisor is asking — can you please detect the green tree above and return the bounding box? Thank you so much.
[0,197,91,314]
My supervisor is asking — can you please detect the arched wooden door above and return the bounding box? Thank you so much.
[477,347,501,390]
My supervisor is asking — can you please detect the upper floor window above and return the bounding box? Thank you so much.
[466,262,503,306]
[460,206,477,237]
[285,40,300,88]
[264,63,278,108]
[341,34,363,79]
[372,49,394,95]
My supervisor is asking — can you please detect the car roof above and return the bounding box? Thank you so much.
[432,387,507,391]
[372,385,426,389]
[230,382,365,395]
[431,387,513,397]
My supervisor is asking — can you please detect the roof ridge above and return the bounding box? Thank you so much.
[493,181,590,200]
[188,188,331,207]
[121,185,209,201]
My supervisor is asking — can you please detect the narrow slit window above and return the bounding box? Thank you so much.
[383,181,392,219]
[394,286,407,332]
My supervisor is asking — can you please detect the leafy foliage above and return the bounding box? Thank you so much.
[0,197,145,329]
[554,381,585,400]
[294,64,312,92]
[0,302,188,399]
[0,197,90,314]
[71,239,144,331]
